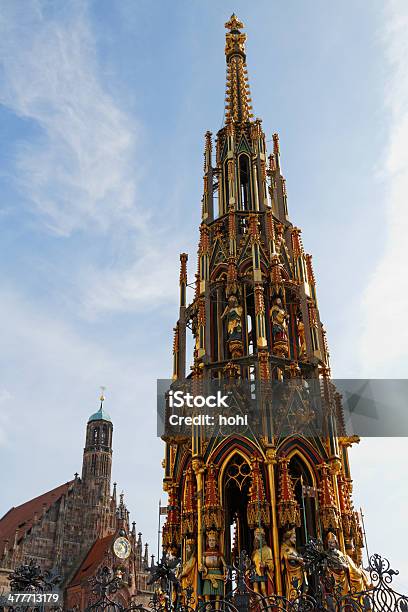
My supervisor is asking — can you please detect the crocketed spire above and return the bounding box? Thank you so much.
[224,14,253,123]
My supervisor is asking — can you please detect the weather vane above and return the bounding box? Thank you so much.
[100,385,106,403]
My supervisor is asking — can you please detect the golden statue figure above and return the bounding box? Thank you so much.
[297,317,306,359]
[325,532,350,597]
[178,539,198,601]
[251,527,274,597]
[200,530,227,610]
[325,533,373,606]
[280,528,306,600]
[347,550,372,594]
[221,295,243,340]
[270,298,289,356]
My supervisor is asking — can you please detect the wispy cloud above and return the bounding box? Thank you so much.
[355,1,408,590]
[0,0,184,316]
[359,0,408,376]
[0,1,142,236]
[81,243,180,316]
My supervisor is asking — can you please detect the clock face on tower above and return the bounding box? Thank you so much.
[113,536,131,559]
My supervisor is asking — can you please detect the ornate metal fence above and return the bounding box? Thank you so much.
[0,560,62,612]
[2,549,407,612]
[83,545,408,612]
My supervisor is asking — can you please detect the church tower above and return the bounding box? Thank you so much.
[82,391,113,499]
[81,392,115,540]
[162,15,363,601]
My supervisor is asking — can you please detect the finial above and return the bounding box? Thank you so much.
[223,14,253,122]
[224,14,246,59]
[225,13,244,31]
[99,385,106,404]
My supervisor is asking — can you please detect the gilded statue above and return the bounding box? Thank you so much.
[251,527,274,597]
[297,317,307,359]
[325,532,350,597]
[178,539,197,598]
[347,546,372,595]
[221,295,243,340]
[270,298,289,356]
[200,530,227,610]
[280,528,306,600]
[325,533,373,604]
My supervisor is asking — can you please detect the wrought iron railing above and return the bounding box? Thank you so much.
[81,543,408,612]
[0,560,62,612]
[2,547,407,612]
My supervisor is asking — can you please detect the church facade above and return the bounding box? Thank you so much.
[0,397,152,608]
[161,15,366,605]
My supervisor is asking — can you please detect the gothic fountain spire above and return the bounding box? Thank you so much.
[161,16,366,606]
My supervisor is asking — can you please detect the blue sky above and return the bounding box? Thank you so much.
[0,0,407,590]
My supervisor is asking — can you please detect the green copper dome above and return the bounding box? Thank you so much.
[88,405,112,423]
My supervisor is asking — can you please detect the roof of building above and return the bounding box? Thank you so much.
[88,405,112,423]
[69,534,113,586]
[0,480,74,556]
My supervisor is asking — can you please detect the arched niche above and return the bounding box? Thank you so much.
[219,450,252,564]
[238,153,251,211]
[286,449,320,546]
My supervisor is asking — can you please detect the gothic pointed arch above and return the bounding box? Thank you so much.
[205,434,264,467]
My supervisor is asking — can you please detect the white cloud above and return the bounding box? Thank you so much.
[0,1,143,236]
[80,241,180,316]
[0,1,184,317]
[359,1,408,376]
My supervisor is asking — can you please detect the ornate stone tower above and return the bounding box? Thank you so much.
[82,393,113,497]
[81,392,115,540]
[162,15,363,602]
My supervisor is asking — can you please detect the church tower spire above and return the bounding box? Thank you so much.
[162,16,364,604]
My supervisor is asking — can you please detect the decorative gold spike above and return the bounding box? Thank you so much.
[225,13,245,31]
